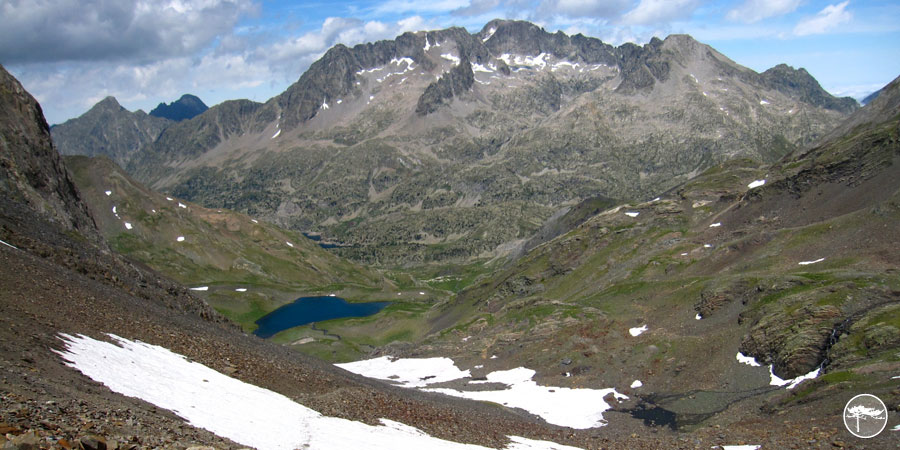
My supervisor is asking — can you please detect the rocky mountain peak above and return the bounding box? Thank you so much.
[52,95,171,168]
[761,63,858,113]
[149,94,209,122]
[95,95,123,110]
[480,19,548,53]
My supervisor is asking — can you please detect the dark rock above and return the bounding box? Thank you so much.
[5,431,40,450]
[149,94,208,122]
[78,435,106,450]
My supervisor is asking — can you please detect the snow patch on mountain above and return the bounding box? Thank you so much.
[55,334,581,450]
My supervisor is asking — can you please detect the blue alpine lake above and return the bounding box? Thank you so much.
[253,296,390,339]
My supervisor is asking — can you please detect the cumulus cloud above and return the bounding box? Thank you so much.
[373,0,471,15]
[13,49,272,123]
[260,15,429,78]
[452,0,502,17]
[8,9,438,124]
[793,1,852,36]
[537,0,632,19]
[726,0,803,23]
[620,0,700,26]
[0,0,258,65]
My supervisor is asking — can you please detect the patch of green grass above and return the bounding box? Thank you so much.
[416,261,494,294]
[505,302,561,326]
[867,305,900,329]
[598,281,650,297]
[814,291,847,308]
[212,297,269,332]
[819,370,860,384]
[752,282,822,311]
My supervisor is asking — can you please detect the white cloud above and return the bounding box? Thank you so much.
[598,25,663,45]
[726,0,803,23]
[537,0,631,19]
[262,15,430,78]
[452,0,502,17]
[374,0,471,15]
[10,11,438,125]
[793,1,852,36]
[0,0,258,64]
[829,82,885,100]
[621,0,700,26]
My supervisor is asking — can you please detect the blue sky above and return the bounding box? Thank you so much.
[1,0,898,125]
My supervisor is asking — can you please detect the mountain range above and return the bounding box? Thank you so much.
[2,61,622,450]
[1,15,899,446]
[52,19,859,266]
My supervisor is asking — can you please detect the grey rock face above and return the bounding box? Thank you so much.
[51,96,171,168]
[0,64,99,241]
[416,54,475,115]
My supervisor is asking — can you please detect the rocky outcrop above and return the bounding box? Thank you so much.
[0,64,99,242]
[149,94,208,122]
[416,55,475,115]
[740,304,842,378]
[615,38,670,94]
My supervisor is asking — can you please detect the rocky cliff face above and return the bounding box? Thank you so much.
[74,20,860,265]
[51,96,171,168]
[416,54,475,115]
[0,64,99,241]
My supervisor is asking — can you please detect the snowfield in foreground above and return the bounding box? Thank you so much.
[338,357,627,429]
[55,334,580,450]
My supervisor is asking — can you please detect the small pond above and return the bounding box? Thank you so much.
[253,296,390,339]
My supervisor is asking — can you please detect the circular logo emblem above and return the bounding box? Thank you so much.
[843,394,888,438]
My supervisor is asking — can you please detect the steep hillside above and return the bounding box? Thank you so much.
[51,96,171,169]
[64,154,390,334]
[402,75,900,436]
[103,20,856,266]
[0,63,99,243]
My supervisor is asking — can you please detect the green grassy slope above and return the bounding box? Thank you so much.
[65,156,395,332]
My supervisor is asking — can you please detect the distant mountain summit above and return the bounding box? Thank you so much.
[149,94,208,122]
[51,96,170,168]
[860,88,882,105]
[759,64,858,113]
[59,20,861,265]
